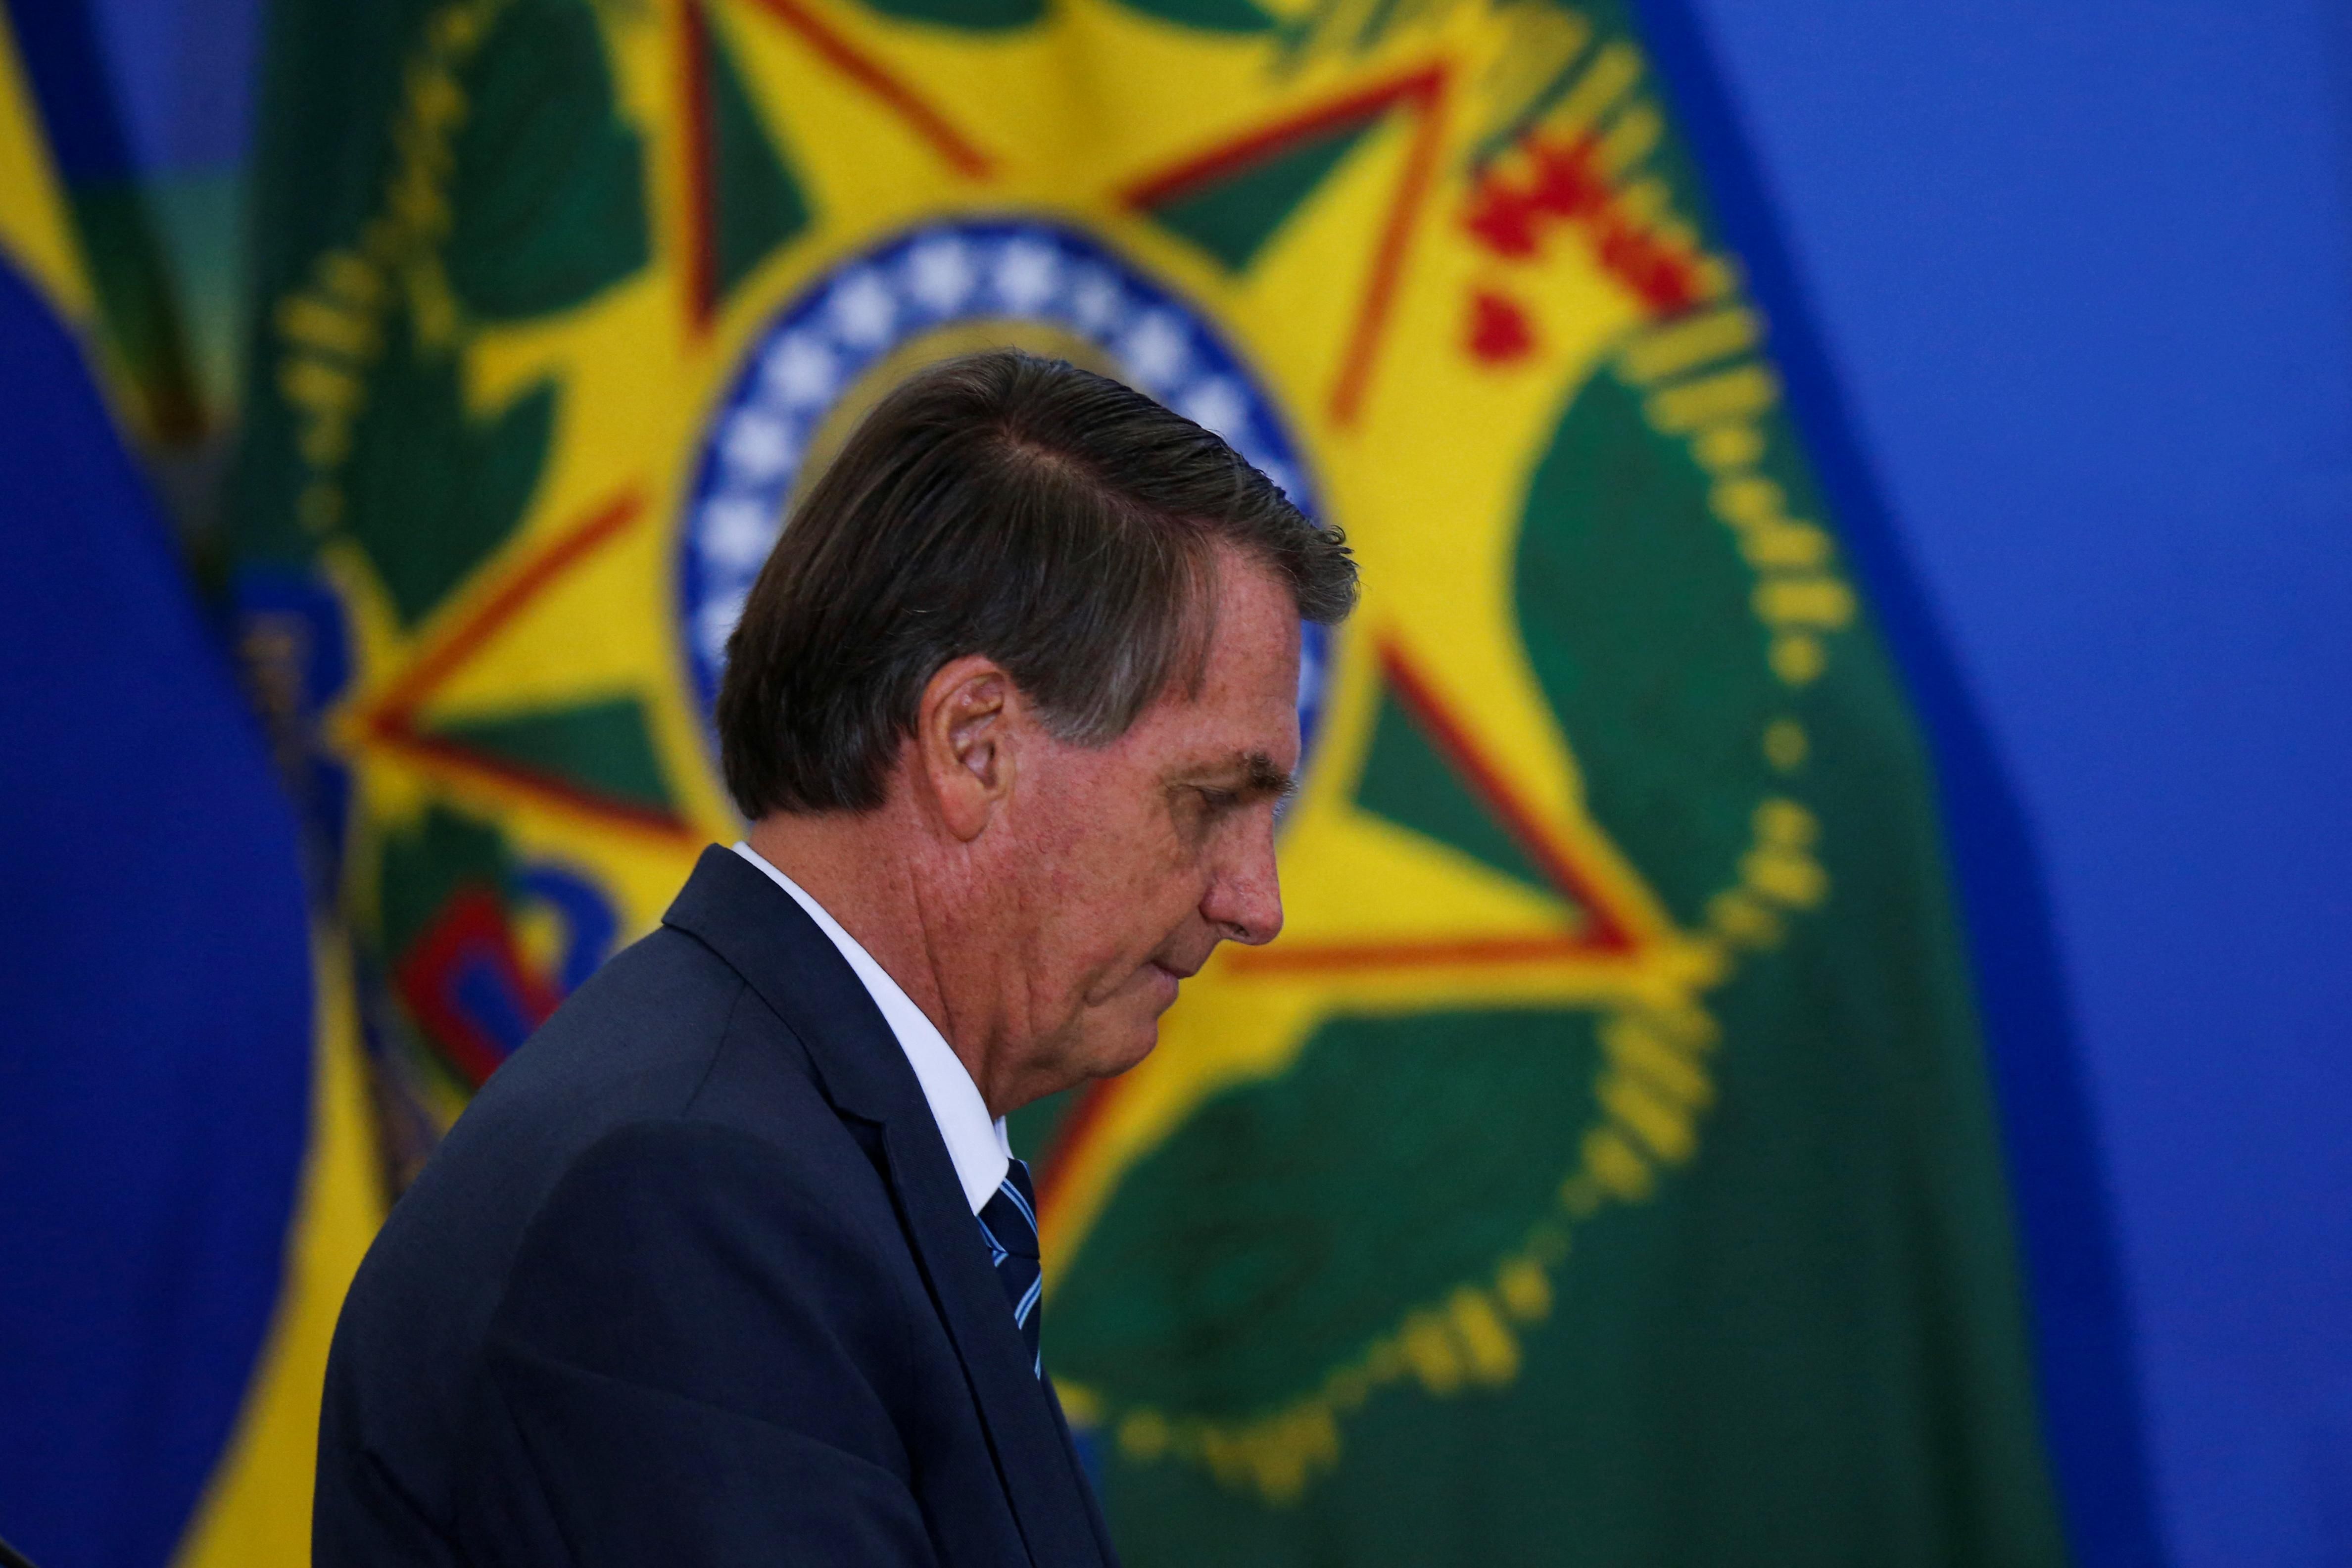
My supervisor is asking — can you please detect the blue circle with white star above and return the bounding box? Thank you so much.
[678,216,1335,784]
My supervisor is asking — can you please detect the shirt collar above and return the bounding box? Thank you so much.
[732,842,1010,1215]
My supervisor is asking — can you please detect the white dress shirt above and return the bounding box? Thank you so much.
[731,842,1011,1215]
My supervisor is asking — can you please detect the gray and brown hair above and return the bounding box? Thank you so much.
[716,349,1357,817]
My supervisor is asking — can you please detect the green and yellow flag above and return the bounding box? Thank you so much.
[228,0,2069,1557]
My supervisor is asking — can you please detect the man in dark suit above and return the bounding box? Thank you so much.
[314,351,1357,1566]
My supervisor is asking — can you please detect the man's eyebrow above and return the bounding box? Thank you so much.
[1243,751,1296,802]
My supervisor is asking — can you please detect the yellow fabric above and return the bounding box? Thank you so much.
[172,933,388,1568]
[0,11,90,320]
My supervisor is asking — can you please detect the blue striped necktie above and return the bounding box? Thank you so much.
[977,1157,1043,1377]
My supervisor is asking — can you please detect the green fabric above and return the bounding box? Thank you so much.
[442,0,649,324]
[425,697,678,814]
[1056,1009,1601,1414]
[704,18,811,305]
[854,0,1047,33]
[1112,0,1276,35]
[377,804,512,959]
[62,183,206,440]
[1356,684,1555,897]
[1141,117,1378,273]
[1514,367,1776,922]
[339,309,553,626]
[1049,358,2071,1566]
[226,0,650,581]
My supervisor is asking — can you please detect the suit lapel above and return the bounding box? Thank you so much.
[877,1118,1108,1568]
[663,848,1107,1568]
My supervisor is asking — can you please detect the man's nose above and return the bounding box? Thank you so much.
[1203,814,1283,946]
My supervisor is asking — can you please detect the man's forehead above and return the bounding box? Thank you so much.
[1137,559,1304,785]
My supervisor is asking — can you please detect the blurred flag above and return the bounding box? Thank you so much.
[221,0,2090,1561]
[0,0,254,498]
[0,9,383,1567]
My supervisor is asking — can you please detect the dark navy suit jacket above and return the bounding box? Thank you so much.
[315,847,1119,1568]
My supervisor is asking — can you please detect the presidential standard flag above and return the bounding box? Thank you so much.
[226,0,2083,1558]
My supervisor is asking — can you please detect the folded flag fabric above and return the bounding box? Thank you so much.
[0,14,317,1565]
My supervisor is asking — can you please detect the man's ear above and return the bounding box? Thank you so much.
[915,655,1017,843]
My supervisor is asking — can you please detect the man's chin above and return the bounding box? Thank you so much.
[1055,970,1185,1089]
[1081,1010,1163,1082]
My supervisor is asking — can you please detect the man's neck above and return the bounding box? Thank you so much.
[744,808,989,1095]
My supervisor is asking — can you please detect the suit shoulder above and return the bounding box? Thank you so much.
[319,934,868,1530]
[453,925,769,1129]
[520,1116,888,1263]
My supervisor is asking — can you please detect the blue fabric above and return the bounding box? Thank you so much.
[0,258,312,1568]
[0,0,139,182]
[980,1159,1044,1376]
[1627,4,2170,1564]
[4,0,262,177]
[1672,6,2352,1564]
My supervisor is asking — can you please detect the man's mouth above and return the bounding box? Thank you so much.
[1143,958,1196,1011]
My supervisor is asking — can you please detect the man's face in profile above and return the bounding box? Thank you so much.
[995,548,1302,1097]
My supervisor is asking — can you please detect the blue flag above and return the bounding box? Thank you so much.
[0,125,312,1568]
